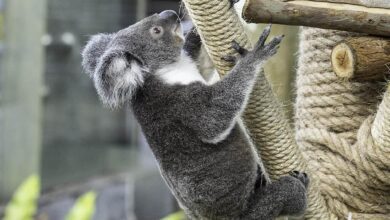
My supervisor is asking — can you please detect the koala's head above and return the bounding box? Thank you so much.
[82,10,183,108]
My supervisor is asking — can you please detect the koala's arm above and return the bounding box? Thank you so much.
[181,26,283,143]
[183,28,202,61]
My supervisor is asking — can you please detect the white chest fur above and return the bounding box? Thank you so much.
[156,53,206,85]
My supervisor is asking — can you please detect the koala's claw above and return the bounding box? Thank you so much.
[231,40,248,56]
[222,55,237,64]
[229,0,240,8]
[253,34,284,60]
[290,170,299,176]
[290,171,310,188]
[267,35,284,48]
[188,27,199,37]
[257,24,272,47]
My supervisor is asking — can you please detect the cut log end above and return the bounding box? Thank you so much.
[331,37,390,81]
[331,42,355,79]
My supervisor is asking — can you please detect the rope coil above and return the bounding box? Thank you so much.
[296,27,390,219]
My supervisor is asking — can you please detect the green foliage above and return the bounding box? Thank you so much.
[3,176,97,220]
[161,211,186,220]
[3,175,40,220]
[65,191,97,220]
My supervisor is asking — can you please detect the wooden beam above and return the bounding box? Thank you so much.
[0,0,47,202]
[331,37,390,80]
[242,0,390,37]
[295,0,390,9]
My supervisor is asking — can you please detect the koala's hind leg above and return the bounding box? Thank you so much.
[240,172,309,220]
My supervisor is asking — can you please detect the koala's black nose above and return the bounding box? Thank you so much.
[159,10,178,21]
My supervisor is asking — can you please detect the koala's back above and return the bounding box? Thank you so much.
[132,76,259,218]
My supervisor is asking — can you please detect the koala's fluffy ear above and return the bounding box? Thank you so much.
[82,33,114,77]
[93,47,146,108]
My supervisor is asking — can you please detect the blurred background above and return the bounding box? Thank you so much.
[0,0,299,219]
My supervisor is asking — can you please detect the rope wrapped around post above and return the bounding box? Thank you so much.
[296,27,390,219]
[181,0,334,218]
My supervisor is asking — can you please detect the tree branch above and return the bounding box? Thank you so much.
[243,0,390,37]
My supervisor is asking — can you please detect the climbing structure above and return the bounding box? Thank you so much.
[296,28,390,219]
[182,0,332,218]
[183,0,390,219]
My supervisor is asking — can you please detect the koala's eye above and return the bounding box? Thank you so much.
[150,26,164,37]
[153,27,161,34]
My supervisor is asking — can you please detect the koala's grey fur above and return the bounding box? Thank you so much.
[82,10,309,220]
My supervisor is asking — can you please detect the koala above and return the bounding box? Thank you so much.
[82,10,309,220]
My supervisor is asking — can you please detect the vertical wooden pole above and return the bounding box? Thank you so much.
[0,0,47,202]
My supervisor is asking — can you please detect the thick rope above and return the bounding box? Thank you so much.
[372,86,390,159]
[182,0,334,218]
[296,27,390,219]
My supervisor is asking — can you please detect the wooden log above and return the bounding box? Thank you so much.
[299,0,390,9]
[331,37,390,80]
[242,0,390,37]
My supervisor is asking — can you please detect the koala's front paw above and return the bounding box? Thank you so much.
[185,27,200,40]
[226,25,283,66]
[290,171,310,189]
[252,24,284,60]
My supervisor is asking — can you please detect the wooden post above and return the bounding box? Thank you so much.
[242,0,390,37]
[331,37,390,80]
[0,0,47,202]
